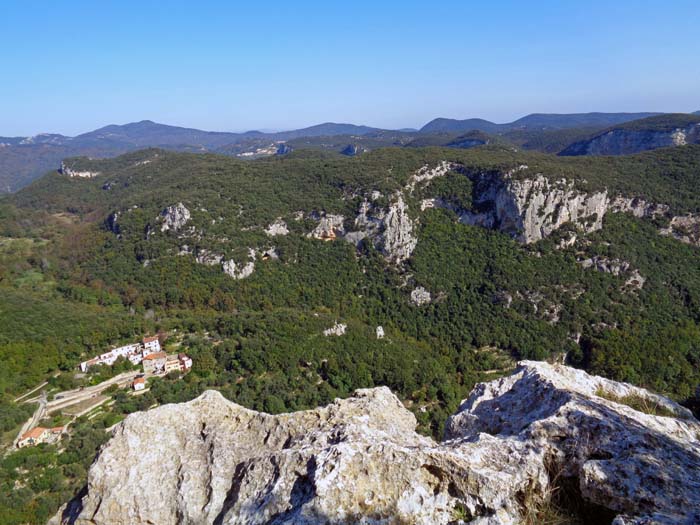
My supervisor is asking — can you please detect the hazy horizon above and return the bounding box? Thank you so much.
[5,108,700,139]
[2,0,699,136]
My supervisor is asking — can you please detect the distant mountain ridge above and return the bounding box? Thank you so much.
[0,121,384,192]
[420,112,662,134]
[0,112,695,192]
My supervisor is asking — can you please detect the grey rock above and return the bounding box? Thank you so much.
[308,214,345,241]
[659,214,700,246]
[160,203,191,232]
[410,286,432,306]
[60,161,101,178]
[60,362,700,525]
[222,249,255,280]
[265,219,289,237]
[380,195,417,263]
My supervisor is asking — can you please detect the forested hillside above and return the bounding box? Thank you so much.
[1,144,699,523]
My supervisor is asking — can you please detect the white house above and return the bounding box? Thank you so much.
[142,336,161,356]
[178,353,193,371]
[80,337,161,372]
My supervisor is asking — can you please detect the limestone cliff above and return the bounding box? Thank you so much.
[56,362,700,525]
[458,168,608,243]
[560,122,700,156]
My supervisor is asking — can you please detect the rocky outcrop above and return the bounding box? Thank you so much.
[322,322,347,337]
[345,195,418,263]
[407,160,461,192]
[265,218,289,237]
[609,196,669,218]
[579,256,631,276]
[410,286,432,306]
[160,203,191,232]
[380,195,417,263]
[308,214,345,241]
[660,214,700,247]
[222,249,256,280]
[459,170,608,243]
[60,161,101,178]
[445,362,700,524]
[309,195,418,264]
[578,257,646,291]
[340,144,367,156]
[59,362,700,525]
[560,122,700,156]
[195,249,223,266]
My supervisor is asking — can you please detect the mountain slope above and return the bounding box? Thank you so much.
[3,144,700,524]
[510,111,660,129]
[76,120,243,149]
[420,112,660,134]
[419,117,503,134]
[560,113,700,156]
[0,121,389,193]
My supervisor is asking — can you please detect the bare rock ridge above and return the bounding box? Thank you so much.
[57,362,700,525]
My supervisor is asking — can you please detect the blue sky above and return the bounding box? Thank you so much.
[1,0,699,136]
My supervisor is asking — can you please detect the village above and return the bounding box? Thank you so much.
[15,336,193,448]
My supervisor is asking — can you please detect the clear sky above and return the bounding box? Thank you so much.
[1,0,699,136]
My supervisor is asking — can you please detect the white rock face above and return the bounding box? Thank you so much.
[460,173,609,243]
[60,161,101,178]
[561,123,700,156]
[380,195,417,263]
[322,322,347,337]
[344,195,418,264]
[375,326,385,339]
[265,219,289,237]
[410,286,432,306]
[451,168,689,246]
[407,160,461,191]
[160,203,191,232]
[222,249,256,280]
[308,214,345,241]
[59,362,700,525]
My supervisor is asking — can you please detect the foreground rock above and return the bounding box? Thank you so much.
[57,362,700,525]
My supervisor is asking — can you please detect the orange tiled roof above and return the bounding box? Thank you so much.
[133,377,146,384]
[143,352,166,360]
[142,336,159,344]
[21,427,47,441]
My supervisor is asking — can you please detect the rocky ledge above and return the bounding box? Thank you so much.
[55,362,700,525]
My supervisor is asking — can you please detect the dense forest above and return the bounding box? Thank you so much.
[0,144,699,523]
